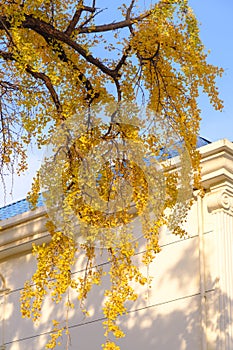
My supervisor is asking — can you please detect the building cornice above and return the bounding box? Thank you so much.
[0,206,49,261]
[199,139,233,189]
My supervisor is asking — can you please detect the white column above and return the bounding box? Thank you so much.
[207,183,233,350]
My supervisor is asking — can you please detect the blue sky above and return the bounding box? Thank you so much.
[0,0,233,207]
[189,0,233,142]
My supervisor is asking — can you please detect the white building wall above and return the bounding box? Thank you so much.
[1,139,233,350]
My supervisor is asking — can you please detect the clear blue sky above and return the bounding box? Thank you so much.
[189,0,233,142]
[0,0,232,207]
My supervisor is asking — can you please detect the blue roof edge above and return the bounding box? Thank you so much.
[0,194,44,221]
[0,136,211,221]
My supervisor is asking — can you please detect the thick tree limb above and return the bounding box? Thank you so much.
[0,14,116,77]
[21,15,117,79]
[65,0,96,36]
[0,8,152,78]
[0,1,165,102]
[41,37,99,103]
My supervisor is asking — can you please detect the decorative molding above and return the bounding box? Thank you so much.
[207,188,233,215]
[199,139,233,189]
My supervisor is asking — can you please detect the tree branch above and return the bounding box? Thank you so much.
[40,37,99,103]
[0,49,63,118]
[76,11,152,34]
[65,0,96,36]
[65,0,84,36]
[0,49,14,61]
[25,67,63,117]
[78,8,105,30]
[0,2,164,89]
[0,80,19,91]
[19,14,117,79]
[114,0,136,74]
[0,5,155,81]
[115,44,132,74]
[126,0,136,20]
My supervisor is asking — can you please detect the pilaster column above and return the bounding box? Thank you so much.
[0,274,10,350]
[207,183,233,350]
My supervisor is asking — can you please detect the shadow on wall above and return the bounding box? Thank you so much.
[0,232,231,350]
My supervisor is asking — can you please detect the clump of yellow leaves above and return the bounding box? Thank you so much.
[0,0,224,349]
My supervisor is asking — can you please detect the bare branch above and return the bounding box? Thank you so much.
[126,0,136,19]
[0,99,6,146]
[111,1,136,74]
[78,8,105,29]
[115,44,132,74]
[65,4,83,36]
[0,80,19,91]
[76,11,152,34]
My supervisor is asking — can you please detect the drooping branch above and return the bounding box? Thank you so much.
[0,98,6,149]
[25,67,63,118]
[0,49,63,118]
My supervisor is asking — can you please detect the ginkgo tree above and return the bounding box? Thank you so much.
[0,0,223,349]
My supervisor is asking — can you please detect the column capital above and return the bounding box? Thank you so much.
[207,184,233,214]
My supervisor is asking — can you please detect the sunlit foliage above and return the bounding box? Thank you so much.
[0,0,223,349]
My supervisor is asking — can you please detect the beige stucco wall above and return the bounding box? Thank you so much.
[1,139,233,350]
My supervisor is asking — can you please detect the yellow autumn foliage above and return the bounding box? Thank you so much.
[0,0,223,349]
